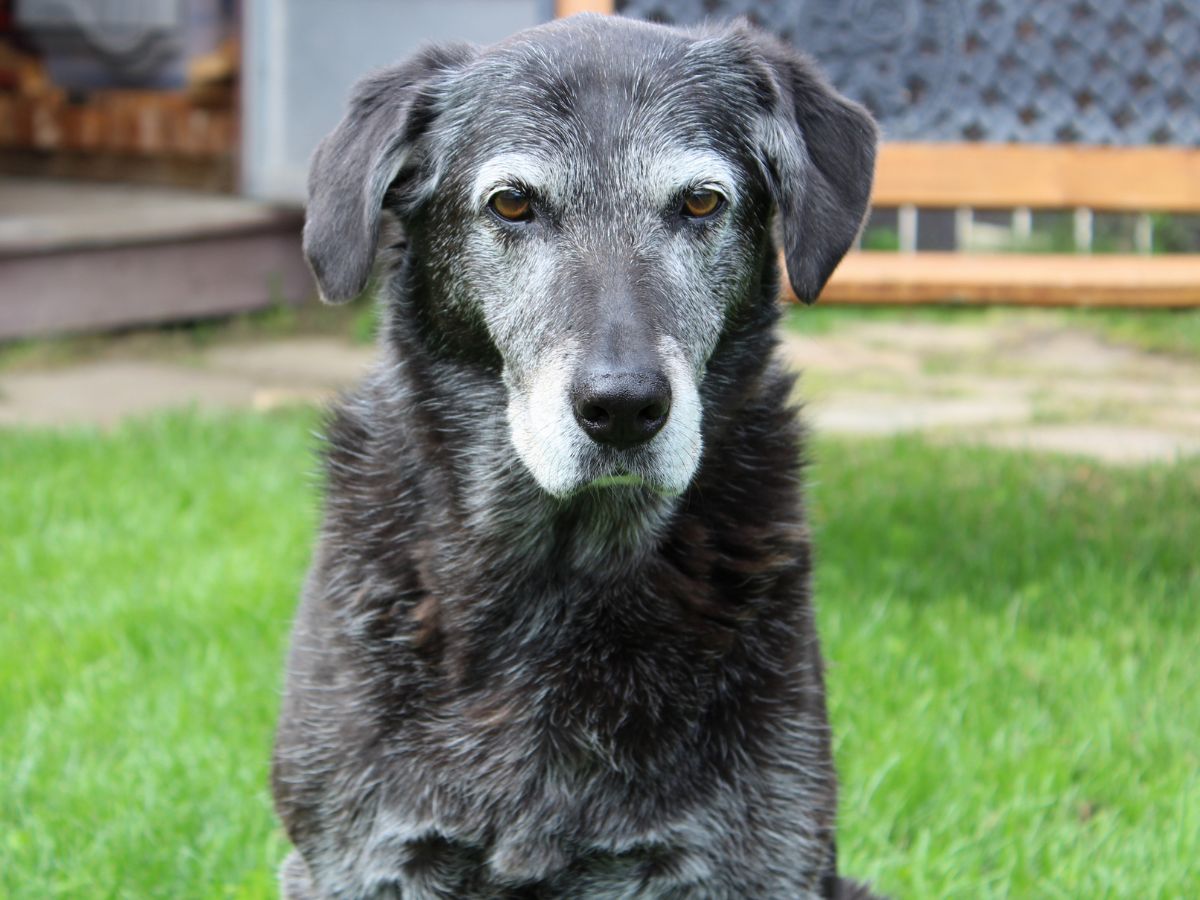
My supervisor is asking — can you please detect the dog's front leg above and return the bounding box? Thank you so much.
[280,850,412,900]
[279,850,321,900]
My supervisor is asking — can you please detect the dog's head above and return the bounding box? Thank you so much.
[304,15,876,498]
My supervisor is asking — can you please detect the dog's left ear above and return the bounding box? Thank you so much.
[303,44,475,303]
[745,30,878,304]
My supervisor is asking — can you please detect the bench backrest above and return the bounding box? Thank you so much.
[875,144,1200,213]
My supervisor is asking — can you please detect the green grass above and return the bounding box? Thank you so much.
[1069,308,1200,359]
[0,411,320,898]
[2,412,1198,897]
[813,441,1200,897]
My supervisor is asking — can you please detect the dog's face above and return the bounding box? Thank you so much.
[303,16,876,498]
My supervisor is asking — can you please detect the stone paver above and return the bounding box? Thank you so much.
[781,334,920,376]
[809,391,1032,436]
[782,320,1200,464]
[974,425,1200,465]
[849,321,1001,354]
[205,338,375,387]
[0,361,257,427]
[1013,331,1184,378]
[0,339,374,427]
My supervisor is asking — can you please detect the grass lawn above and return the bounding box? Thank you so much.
[2,410,1197,897]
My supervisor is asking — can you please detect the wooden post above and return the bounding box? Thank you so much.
[1135,214,1154,255]
[898,204,919,254]
[1012,207,1033,243]
[1074,207,1094,254]
[555,0,614,16]
[954,205,974,251]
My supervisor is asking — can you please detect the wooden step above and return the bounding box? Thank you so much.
[0,178,312,339]
[811,251,1200,308]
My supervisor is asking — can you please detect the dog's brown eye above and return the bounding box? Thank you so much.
[489,189,533,222]
[682,189,723,219]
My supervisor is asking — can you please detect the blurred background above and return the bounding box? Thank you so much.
[1,1,1198,897]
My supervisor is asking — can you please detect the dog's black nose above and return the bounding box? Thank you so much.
[571,370,672,449]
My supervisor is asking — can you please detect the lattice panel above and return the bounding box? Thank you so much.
[615,0,1200,145]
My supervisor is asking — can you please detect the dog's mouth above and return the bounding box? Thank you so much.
[587,472,646,489]
[576,469,683,497]
[567,441,697,498]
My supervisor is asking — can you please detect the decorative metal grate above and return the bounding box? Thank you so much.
[616,0,1200,146]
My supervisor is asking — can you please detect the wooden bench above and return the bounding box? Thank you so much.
[557,0,1200,309]
[818,143,1200,308]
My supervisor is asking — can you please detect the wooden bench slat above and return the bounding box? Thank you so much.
[806,251,1200,307]
[555,0,615,14]
[873,144,1200,212]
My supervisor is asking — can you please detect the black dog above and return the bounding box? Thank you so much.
[273,14,879,898]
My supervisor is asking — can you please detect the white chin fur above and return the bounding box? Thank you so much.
[506,344,583,498]
[507,338,704,499]
[654,336,704,493]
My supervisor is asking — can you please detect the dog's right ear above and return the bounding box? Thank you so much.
[303,44,475,304]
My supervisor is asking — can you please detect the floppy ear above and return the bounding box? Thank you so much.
[748,32,878,304]
[303,44,474,303]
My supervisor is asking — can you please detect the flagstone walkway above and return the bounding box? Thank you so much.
[2,318,1198,465]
